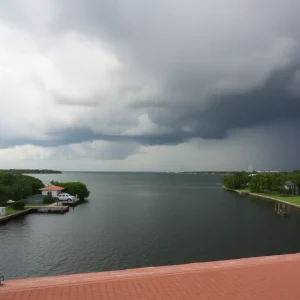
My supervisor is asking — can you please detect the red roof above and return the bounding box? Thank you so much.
[1,253,300,299]
[39,185,64,191]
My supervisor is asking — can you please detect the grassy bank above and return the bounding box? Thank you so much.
[258,193,300,206]
[6,207,24,216]
[225,186,300,206]
[3,204,49,217]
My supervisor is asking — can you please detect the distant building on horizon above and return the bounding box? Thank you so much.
[247,164,253,173]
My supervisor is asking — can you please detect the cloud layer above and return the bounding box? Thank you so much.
[0,0,300,170]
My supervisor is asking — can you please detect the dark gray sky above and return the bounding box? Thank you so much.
[0,0,299,171]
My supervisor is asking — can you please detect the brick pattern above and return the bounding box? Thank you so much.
[1,253,300,299]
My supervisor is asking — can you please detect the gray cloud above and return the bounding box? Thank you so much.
[51,0,300,138]
[49,66,300,146]
[1,0,300,167]
[53,92,101,107]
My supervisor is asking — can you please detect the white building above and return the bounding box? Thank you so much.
[39,185,65,197]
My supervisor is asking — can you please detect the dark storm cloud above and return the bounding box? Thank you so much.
[1,0,300,156]
[171,66,300,139]
[1,66,300,150]
[45,128,193,147]
[0,129,190,149]
[201,68,300,136]
[48,0,300,140]
[11,62,298,149]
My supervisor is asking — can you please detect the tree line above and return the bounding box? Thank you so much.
[0,172,44,206]
[223,171,300,194]
[0,172,90,207]
[0,169,62,174]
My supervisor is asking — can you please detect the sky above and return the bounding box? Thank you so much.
[0,0,300,172]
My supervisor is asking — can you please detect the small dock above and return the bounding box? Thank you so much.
[60,198,82,207]
[28,206,69,213]
[274,202,291,215]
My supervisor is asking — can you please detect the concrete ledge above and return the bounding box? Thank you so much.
[0,209,32,224]
[2,253,300,300]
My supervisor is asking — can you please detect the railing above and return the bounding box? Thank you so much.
[0,275,4,286]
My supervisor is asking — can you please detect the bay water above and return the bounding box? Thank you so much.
[1,172,300,279]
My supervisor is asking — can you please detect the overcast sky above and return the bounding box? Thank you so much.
[0,0,300,171]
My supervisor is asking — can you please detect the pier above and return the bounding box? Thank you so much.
[248,192,299,215]
[29,206,69,213]
[275,202,292,215]
[1,253,300,299]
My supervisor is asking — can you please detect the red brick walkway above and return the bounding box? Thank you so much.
[1,253,300,299]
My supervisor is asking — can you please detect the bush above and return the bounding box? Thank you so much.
[12,200,25,210]
[44,195,56,204]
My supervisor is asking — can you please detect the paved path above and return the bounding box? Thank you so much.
[1,253,300,299]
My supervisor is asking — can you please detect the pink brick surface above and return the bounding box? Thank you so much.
[1,253,300,299]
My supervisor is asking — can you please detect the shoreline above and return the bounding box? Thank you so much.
[0,209,33,224]
[0,204,72,224]
[223,186,300,210]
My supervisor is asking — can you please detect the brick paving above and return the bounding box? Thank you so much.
[1,253,300,299]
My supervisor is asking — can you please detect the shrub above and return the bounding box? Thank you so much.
[12,200,25,210]
[44,195,56,204]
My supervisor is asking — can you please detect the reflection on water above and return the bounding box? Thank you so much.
[1,172,300,280]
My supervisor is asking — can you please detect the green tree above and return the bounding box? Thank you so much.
[0,184,10,206]
[51,181,90,200]
[270,176,285,193]
[223,172,250,189]
[0,172,44,201]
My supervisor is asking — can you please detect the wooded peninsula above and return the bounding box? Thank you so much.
[0,169,62,174]
[223,171,300,205]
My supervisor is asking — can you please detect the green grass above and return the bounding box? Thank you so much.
[5,205,48,216]
[223,186,300,206]
[258,193,300,206]
[5,207,24,216]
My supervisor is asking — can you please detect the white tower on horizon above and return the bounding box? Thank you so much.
[248,164,253,173]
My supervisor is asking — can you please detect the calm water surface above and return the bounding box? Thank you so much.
[1,172,300,279]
